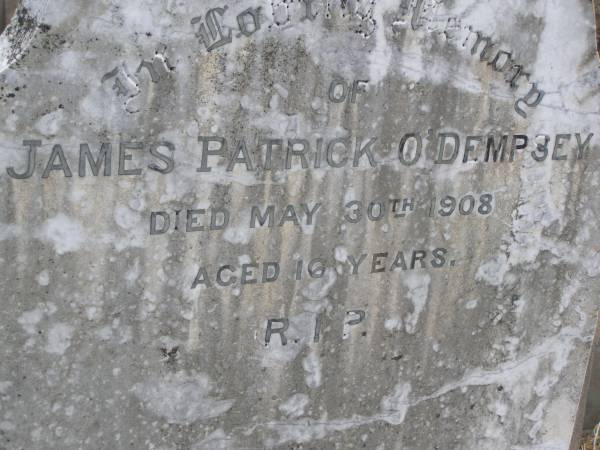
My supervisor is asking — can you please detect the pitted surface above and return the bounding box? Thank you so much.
[0,1,599,448]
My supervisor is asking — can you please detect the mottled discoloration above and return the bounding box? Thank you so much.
[0,1,599,449]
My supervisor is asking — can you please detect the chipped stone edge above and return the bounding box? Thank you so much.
[0,0,48,72]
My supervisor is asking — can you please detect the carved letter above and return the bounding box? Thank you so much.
[398,133,422,166]
[510,135,528,161]
[489,50,513,72]
[506,65,530,89]
[150,212,170,235]
[237,7,261,37]
[80,143,112,177]
[286,139,310,170]
[42,145,72,178]
[435,133,460,164]
[328,79,348,103]
[262,262,280,283]
[485,135,508,163]
[265,319,289,345]
[197,136,227,173]
[148,142,175,175]
[471,32,495,61]
[353,137,377,167]
[515,83,545,118]
[552,134,571,161]
[575,133,594,160]
[346,310,366,326]
[531,135,550,162]
[217,265,237,287]
[227,140,254,171]
[463,136,483,163]
[118,142,143,176]
[186,210,205,233]
[7,140,40,179]
[191,267,210,289]
[250,205,274,228]
[302,0,317,21]
[191,7,232,52]
[136,46,172,82]
[326,138,349,168]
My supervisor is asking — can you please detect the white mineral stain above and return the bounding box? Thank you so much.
[302,268,336,301]
[368,1,392,85]
[261,313,315,364]
[476,254,509,286]
[403,273,430,334]
[465,299,479,310]
[274,83,289,99]
[260,381,412,446]
[85,306,101,321]
[0,222,18,241]
[38,214,86,255]
[0,381,12,394]
[0,421,15,432]
[334,246,348,263]
[384,316,403,331]
[125,259,140,284]
[302,351,322,389]
[343,310,365,340]
[0,0,596,448]
[95,326,113,341]
[46,323,74,355]
[223,224,254,245]
[132,372,234,425]
[18,309,44,334]
[380,382,412,425]
[114,206,141,229]
[34,109,65,137]
[279,393,310,418]
[36,270,50,286]
[192,429,237,450]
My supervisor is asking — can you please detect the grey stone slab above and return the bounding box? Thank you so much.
[583,317,600,431]
[0,0,598,449]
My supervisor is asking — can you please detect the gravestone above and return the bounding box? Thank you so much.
[0,0,598,448]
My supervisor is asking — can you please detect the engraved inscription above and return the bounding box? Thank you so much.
[101,46,174,113]
[466,31,545,118]
[4,132,593,179]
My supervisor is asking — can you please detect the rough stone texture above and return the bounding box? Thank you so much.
[583,318,600,430]
[0,1,598,449]
[594,0,600,52]
[0,1,20,34]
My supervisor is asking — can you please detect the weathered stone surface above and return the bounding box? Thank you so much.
[0,0,598,448]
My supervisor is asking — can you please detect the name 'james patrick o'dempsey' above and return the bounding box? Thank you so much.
[4,132,594,179]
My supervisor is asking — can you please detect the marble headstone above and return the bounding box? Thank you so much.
[0,0,599,448]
